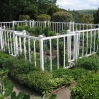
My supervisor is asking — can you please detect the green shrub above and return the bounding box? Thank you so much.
[47,6,60,20]
[76,55,99,72]
[19,15,30,21]
[16,25,30,32]
[29,26,42,36]
[52,11,73,22]
[37,14,51,21]
[71,68,89,80]
[42,23,55,37]
[3,57,35,76]
[71,72,99,99]
[0,52,11,68]
[15,71,53,94]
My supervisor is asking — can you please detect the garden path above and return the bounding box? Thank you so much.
[9,76,76,99]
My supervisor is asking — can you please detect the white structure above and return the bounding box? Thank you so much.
[0,21,99,71]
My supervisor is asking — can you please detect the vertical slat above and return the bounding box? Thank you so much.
[28,38,31,62]
[19,36,22,53]
[57,38,59,69]
[90,30,92,54]
[86,31,88,55]
[82,31,84,56]
[34,40,36,66]
[74,34,76,60]
[24,37,26,60]
[78,32,80,57]
[10,33,13,55]
[63,37,66,68]
[7,32,10,54]
[50,39,52,71]
[94,30,96,52]
[39,36,44,71]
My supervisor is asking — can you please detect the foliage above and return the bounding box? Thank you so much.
[29,26,42,36]
[76,9,96,14]
[68,10,80,22]
[19,15,30,21]
[0,52,10,68]
[0,69,30,99]
[42,23,55,37]
[52,11,73,22]
[93,8,99,24]
[1,51,99,97]
[79,14,94,24]
[2,57,35,75]
[76,55,99,72]
[47,6,60,20]
[71,68,89,80]
[37,14,51,21]
[16,25,30,32]
[48,94,57,99]
[0,0,57,21]
[70,72,99,99]
[0,53,73,94]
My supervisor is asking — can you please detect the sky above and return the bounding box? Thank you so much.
[56,0,99,10]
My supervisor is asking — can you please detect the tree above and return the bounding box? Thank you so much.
[79,14,94,24]
[47,6,60,20]
[52,11,73,22]
[93,8,99,24]
[0,0,57,21]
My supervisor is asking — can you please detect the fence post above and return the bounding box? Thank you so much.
[25,20,27,26]
[29,20,31,28]
[75,32,79,62]
[67,30,71,63]
[73,21,75,31]
[44,21,46,28]
[12,21,15,29]
[69,22,71,31]
[39,35,44,71]
[32,20,34,27]
[14,31,18,56]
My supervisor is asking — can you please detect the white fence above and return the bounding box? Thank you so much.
[0,20,99,33]
[0,27,99,71]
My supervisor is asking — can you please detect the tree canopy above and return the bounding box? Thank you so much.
[0,0,57,21]
[93,8,99,24]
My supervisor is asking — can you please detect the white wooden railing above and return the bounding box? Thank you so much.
[0,27,99,71]
[0,20,99,33]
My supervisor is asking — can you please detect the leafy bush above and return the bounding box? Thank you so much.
[71,68,89,80]
[76,55,99,72]
[52,11,73,22]
[2,57,35,76]
[71,72,99,99]
[47,6,60,20]
[0,51,11,68]
[42,26,55,37]
[19,15,30,21]
[37,14,51,21]
[28,26,42,36]
[16,25,30,32]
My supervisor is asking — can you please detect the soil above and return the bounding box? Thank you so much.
[9,77,76,99]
